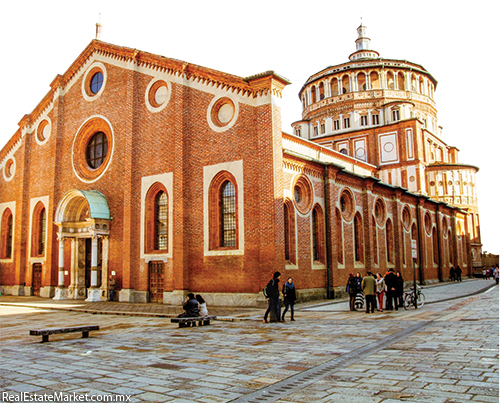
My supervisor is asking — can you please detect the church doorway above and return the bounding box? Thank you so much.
[149,261,164,303]
[32,263,42,296]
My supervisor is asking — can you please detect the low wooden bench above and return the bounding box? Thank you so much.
[170,316,216,328]
[30,325,100,342]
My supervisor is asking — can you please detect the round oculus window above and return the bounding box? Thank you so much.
[4,158,15,180]
[208,97,237,131]
[374,198,386,226]
[293,175,313,215]
[339,189,355,221]
[90,71,104,94]
[402,206,411,231]
[146,79,170,110]
[36,119,51,143]
[86,131,108,169]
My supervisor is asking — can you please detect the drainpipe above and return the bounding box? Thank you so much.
[416,198,424,284]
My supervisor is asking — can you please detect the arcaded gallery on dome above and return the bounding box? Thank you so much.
[0,25,482,305]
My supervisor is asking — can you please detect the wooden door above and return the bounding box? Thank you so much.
[32,263,42,296]
[149,261,164,303]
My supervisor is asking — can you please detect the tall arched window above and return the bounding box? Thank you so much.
[155,192,168,251]
[386,219,393,263]
[354,213,364,263]
[284,200,296,264]
[342,75,350,94]
[145,183,169,253]
[31,202,46,257]
[1,208,13,259]
[370,71,379,89]
[331,79,339,96]
[357,73,366,91]
[372,217,378,265]
[311,86,317,103]
[319,82,325,100]
[312,205,325,263]
[220,181,236,247]
[209,171,238,250]
[397,73,405,91]
[387,71,395,89]
[336,209,343,264]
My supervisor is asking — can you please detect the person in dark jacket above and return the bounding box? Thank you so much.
[361,272,376,313]
[281,277,296,321]
[449,266,456,282]
[178,293,199,317]
[384,269,398,310]
[346,273,358,311]
[396,272,405,308]
[455,266,462,282]
[263,272,282,323]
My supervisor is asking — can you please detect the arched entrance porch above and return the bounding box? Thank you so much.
[53,190,112,301]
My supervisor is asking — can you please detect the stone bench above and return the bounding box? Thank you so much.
[170,316,216,328]
[30,325,100,342]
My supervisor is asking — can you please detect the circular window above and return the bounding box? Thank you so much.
[3,158,15,181]
[339,188,355,221]
[374,198,386,226]
[90,71,104,94]
[82,63,107,101]
[36,119,51,143]
[402,206,411,231]
[424,212,432,235]
[293,175,313,215]
[429,181,436,187]
[86,132,108,169]
[72,117,113,183]
[208,96,238,132]
[146,79,171,112]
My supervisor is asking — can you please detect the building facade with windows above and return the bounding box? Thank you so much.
[0,27,481,305]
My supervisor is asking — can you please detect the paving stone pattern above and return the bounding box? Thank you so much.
[0,280,498,402]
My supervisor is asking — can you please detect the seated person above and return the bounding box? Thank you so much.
[196,294,208,316]
[178,293,200,317]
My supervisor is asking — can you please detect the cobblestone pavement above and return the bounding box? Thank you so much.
[0,280,498,403]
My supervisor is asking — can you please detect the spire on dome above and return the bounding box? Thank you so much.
[95,13,103,40]
[349,23,380,61]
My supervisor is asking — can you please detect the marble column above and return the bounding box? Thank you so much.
[53,236,68,300]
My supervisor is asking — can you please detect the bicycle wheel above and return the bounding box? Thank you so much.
[403,293,412,310]
[417,292,425,308]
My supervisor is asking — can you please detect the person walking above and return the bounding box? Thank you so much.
[108,275,116,301]
[361,272,376,313]
[263,272,282,323]
[281,277,296,322]
[375,273,386,312]
[384,269,398,310]
[449,266,455,282]
[455,266,462,282]
[346,273,358,311]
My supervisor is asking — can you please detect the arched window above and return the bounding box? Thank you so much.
[209,171,238,250]
[336,209,343,264]
[354,213,364,263]
[397,73,405,91]
[311,86,317,103]
[31,202,46,257]
[331,79,339,96]
[145,183,169,253]
[372,217,378,265]
[357,73,366,91]
[342,75,350,94]
[319,82,325,100]
[387,71,395,89]
[312,205,325,263]
[386,219,393,263]
[448,229,453,264]
[1,208,13,259]
[370,72,379,89]
[284,200,296,264]
[432,228,438,264]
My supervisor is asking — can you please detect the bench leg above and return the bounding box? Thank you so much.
[179,322,186,328]
[42,335,49,343]
[82,331,89,338]
[203,320,210,326]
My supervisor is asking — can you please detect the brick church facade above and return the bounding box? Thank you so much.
[0,26,481,305]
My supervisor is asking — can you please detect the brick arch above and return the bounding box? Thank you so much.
[145,182,169,254]
[0,208,13,259]
[209,170,238,250]
[31,201,46,257]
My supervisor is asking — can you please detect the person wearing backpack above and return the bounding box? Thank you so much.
[263,271,282,323]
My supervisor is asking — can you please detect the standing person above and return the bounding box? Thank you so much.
[346,273,358,311]
[494,266,499,285]
[263,272,282,323]
[281,277,296,322]
[361,272,376,314]
[384,269,398,310]
[196,294,208,316]
[396,272,405,308]
[455,265,462,282]
[355,272,363,294]
[449,266,456,282]
[108,275,116,301]
[178,293,200,317]
[376,273,386,312]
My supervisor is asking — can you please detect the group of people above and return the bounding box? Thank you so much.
[263,271,297,323]
[178,293,209,317]
[482,265,499,284]
[449,266,463,282]
[347,269,405,313]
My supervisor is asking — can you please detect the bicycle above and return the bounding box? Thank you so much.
[403,284,425,309]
